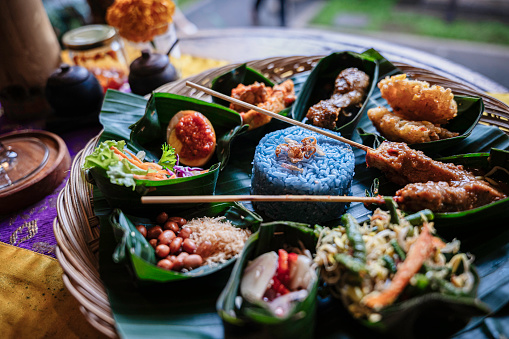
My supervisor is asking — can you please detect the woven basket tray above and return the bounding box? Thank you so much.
[53,55,509,338]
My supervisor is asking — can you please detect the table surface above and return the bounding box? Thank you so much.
[2,27,509,338]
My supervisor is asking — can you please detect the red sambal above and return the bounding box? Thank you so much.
[175,113,215,159]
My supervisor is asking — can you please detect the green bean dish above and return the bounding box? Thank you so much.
[315,209,483,324]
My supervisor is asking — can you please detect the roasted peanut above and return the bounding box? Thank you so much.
[164,221,180,234]
[136,225,147,238]
[155,244,170,258]
[182,238,197,254]
[157,259,174,270]
[196,241,212,258]
[170,237,183,254]
[168,217,187,227]
[158,230,176,245]
[156,212,169,224]
[183,254,203,270]
[179,227,192,239]
[146,225,163,240]
[149,239,158,249]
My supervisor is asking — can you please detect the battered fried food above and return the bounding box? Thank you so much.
[368,106,459,144]
[394,180,506,212]
[306,68,370,130]
[229,80,296,130]
[378,74,457,124]
[365,141,473,186]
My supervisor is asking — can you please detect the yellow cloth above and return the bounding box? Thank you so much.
[61,49,228,80]
[487,92,509,106]
[0,242,108,338]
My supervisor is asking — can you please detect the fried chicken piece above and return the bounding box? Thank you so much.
[273,79,296,106]
[334,67,370,95]
[230,80,296,130]
[241,91,286,129]
[365,141,473,186]
[368,106,459,144]
[378,74,457,125]
[230,82,269,113]
[394,180,506,212]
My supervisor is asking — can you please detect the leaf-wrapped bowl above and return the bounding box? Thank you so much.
[217,221,321,339]
[370,148,509,233]
[291,51,379,138]
[210,63,306,137]
[316,209,489,339]
[108,202,262,283]
[86,90,244,213]
[357,49,483,152]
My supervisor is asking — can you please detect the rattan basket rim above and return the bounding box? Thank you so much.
[53,54,509,338]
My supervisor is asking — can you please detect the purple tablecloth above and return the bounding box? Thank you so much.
[0,116,102,258]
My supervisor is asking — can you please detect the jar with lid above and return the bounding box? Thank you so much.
[62,25,129,92]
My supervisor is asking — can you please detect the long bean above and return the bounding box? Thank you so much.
[405,210,434,226]
[335,253,367,274]
[390,239,406,261]
[382,255,397,273]
[341,214,367,263]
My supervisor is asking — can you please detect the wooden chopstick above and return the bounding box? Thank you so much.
[185,81,372,152]
[141,195,384,204]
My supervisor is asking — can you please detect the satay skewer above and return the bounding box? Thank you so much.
[185,81,372,152]
[142,195,385,204]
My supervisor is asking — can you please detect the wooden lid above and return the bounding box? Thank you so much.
[0,130,71,214]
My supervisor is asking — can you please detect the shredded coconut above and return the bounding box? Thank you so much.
[187,216,252,266]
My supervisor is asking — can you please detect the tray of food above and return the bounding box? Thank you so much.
[54,51,509,339]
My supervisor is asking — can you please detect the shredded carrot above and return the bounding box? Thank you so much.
[124,149,144,165]
[363,224,435,309]
[111,147,129,159]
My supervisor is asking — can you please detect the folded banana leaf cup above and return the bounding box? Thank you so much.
[84,90,245,214]
[316,206,489,339]
[357,49,483,152]
[291,50,379,138]
[217,221,321,339]
[210,63,308,140]
[107,202,262,284]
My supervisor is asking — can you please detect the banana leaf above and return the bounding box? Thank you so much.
[130,92,245,170]
[92,51,509,338]
[356,49,483,152]
[87,90,244,213]
[319,211,489,339]
[108,202,262,284]
[291,51,379,138]
[370,148,509,233]
[210,63,310,140]
[217,221,321,339]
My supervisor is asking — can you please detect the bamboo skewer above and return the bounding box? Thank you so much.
[185,81,372,152]
[142,195,384,204]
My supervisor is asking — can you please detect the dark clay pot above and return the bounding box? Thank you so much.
[128,50,178,96]
[45,64,104,117]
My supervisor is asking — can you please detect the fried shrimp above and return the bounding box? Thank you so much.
[378,74,457,124]
[368,106,459,144]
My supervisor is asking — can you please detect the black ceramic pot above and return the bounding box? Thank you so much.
[128,50,178,96]
[45,64,104,117]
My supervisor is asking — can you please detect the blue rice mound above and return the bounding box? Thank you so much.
[251,126,355,223]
